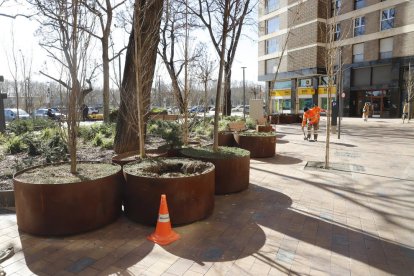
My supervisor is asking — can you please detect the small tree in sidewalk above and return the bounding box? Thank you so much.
[405,61,414,121]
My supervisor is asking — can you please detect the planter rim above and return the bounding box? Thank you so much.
[235,132,276,137]
[123,157,215,179]
[13,161,122,185]
[181,146,250,159]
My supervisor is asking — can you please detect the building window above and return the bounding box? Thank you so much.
[334,24,341,41]
[331,0,341,16]
[266,16,280,34]
[273,80,291,89]
[355,0,365,9]
[380,37,393,59]
[354,17,365,37]
[381,8,395,30]
[353,43,364,62]
[266,58,277,74]
[266,0,279,14]
[266,38,279,54]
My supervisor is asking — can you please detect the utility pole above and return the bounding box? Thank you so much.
[242,66,246,120]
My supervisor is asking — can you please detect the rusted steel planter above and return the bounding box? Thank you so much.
[218,131,235,147]
[123,158,215,225]
[112,149,167,166]
[181,147,250,195]
[256,125,274,132]
[234,133,276,158]
[0,190,15,207]
[13,162,123,236]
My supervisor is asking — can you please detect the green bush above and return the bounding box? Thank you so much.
[0,133,7,145]
[5,136,25,154]
[101,138,114,150]
[245,117,256,130]
[7,120,31,135]
[42,133,68,163]
[109,108,118,123]
[93,132,104,147]
[22,133,42,156]
[148,120,183,148]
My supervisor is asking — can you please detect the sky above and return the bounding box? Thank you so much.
[0,2,260,90]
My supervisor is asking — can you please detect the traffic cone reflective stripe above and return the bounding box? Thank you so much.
[147,194,180,245]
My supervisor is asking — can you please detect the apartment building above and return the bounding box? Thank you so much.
[258,0,414,118]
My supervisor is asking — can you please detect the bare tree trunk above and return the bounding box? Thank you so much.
[213,0,229,152]
[223,64,232,116]
[102,36,110,123]
[114,0,163,154]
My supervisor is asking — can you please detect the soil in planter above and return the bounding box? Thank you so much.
[123,158,212,178]
[14,163,120,184]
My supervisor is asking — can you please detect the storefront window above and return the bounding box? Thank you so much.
[273,99,291,113]
[299,98,314,110]
[321,98,328,110]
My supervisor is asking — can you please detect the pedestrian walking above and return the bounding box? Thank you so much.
[402,100,408,123]
[82,104,89,121]
[302,107,320,142]
[362,102,370,122]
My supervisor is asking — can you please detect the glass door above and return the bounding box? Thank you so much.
[371,96,383,117]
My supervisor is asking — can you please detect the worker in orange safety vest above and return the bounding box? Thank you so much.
[312,104,325,120]
[302,106,320,141]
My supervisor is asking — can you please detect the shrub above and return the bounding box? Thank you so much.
[245,117,256,130]
[42,133,68,163]
[101,138,114,150]
[7,120,32,135]
[109,108,118,123]
[22,133,42,156]
[5,136,25,154]
[93,133,104,147]
[148,120,183,148]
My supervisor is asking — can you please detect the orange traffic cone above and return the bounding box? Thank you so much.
[147,194,180,245]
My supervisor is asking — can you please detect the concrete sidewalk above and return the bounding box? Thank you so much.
[1,118,413,275]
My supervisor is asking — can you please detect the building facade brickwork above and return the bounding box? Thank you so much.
[258,0,414,118]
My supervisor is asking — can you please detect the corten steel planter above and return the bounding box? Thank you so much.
[123,158,215,225]
[0,190,15,207]
[181,147,250,195]
[218,131,235,147]
[13,162,123,236]
[234,133,276,158]
[256,125,274,132]
[269,114,302,124]
[112,149,167,166]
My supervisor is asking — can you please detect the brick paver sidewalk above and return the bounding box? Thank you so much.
[1,118,413,275]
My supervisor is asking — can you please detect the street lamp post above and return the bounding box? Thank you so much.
[242,66,247,120]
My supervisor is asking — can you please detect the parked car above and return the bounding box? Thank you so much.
[33,108,66,120]
[4,108,30,122]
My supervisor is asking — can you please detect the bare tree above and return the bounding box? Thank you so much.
[113,0,163,154]
[405,61,414,121]
[189,0,255,116]
[19,50,34,114]
[5,27,21,118]
[82,0,126,123]
[158,0,202,114]
[196,49,216,121]
[29,0,96,173]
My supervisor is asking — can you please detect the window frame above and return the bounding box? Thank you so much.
[354,0,365,9]
[266,0,279,14]
[353,43,364,63]
[379,37,393,59]
[334,23,341,41]
[331,0,341,16]
[380,7,395,31]
[266,37,279,55]
[354,16,365,37]
[266,16,280,34]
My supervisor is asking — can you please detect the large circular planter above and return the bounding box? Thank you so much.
[13,162,123,236]
[234,133,276,158]
[112,149,167,166]
[181,147,250,195]
[218,131,235,147]
[123,158,215,225]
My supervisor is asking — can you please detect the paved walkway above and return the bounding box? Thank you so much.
[1,118,413,275]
